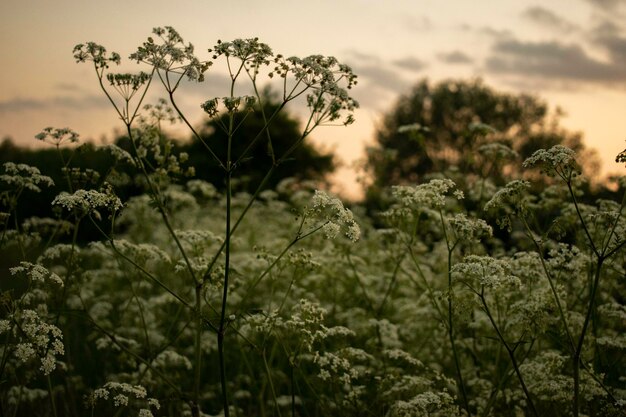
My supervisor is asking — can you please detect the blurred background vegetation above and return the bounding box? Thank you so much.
[1,78,623,239]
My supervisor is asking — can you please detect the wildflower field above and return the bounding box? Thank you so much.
[1,27,625,417]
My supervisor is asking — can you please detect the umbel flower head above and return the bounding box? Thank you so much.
[35,127,80,146]
[452,255,521,290]
[0,162,54,193]
[1,309,65,375]
[522,145,581,181]
[52,184,122,219]
[210,37,273,68]
[73,42,121,69]
[484,180,531,231]
[106,72,152,100]
[307,190,360,242]
[130,26,210,82]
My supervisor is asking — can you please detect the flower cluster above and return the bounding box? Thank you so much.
[35,127,80,146]
[307,190,360,241]
[88,382,160,416]
[448,213,492,244]
[383,179,464,230]
[101,143,136,166]
[273,55,357,91]
[140,98,180,126]
[10,262,64,287]
[452,255,521,290]
[52,185,122,218]
[271,54,358,125]
[523,145,581,180]
[106,72,151,100]
[130,127,195,179]
[200,95,256,117]
[389,391,458,417]
[131,26,210,82]
[3,309,65,375]
[0,162,54,193]
[483,180,531,231]
[392,179,461,210]
[73,42,121,69]
[210,37,273,69]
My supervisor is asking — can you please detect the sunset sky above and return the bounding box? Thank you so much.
[2,0,626,198]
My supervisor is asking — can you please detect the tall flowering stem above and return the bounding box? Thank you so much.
[74,28,357,417]
[522,146,626,417]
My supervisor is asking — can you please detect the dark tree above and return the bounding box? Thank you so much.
[365,78,595,203]
[184,90,334,193]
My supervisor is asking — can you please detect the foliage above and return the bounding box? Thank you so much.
[363,78,599,210]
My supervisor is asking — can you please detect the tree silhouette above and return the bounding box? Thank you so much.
[364,78,595,204]
[185,89,334,193]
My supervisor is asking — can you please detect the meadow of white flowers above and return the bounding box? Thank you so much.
[1,27,625,417]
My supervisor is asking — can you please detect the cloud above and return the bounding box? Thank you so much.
[485,38,626,86]
[340,51,413,109]
[460,24,514,39]
[589,19,626,63]
[583,0,626,10]
[522,6,579,33]
[392,56,427,71]
[54,83,82,92]
[349,84,396,110]
[0,94,110,113]
[351,64,412,94]
[344,50,412,94]
[404,15,432,32]
[438,50,474,64]
[344,50,380,63]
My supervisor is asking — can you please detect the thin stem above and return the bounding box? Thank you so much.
[263,348,283,417]
[573,258,604,417]
[440,210,470,415]
[88,215,219,332]
[521,216,576,352]
[193,286,203,410]
[47,375,58,417]
[480,290,538,417]
[375,253,405,317]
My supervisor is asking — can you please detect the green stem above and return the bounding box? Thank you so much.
[263,348,283,417]
[47,375,58,417]
[217,81,237,416]
[193,286,203,411]
[440,210,470,415]
[448,246,470,416]
[573,258,604,417]
[521,216,576,352]
[480,291,538,417]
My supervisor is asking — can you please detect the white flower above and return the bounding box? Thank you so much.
[10,262,64,287]
[391,178,457,209]
[523,145,581,179]
[308,190,360,242]
[34,127,80,145]
[15,343,36,363]
[102,143,136,166]
[113,394,129,407]
[0,320,10,334]
[0,162,54,193]
[52,187,122,216]
[448,213,492,243]
[452,255,521,290]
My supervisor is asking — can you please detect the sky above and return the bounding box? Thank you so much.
[2,0,626,198]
